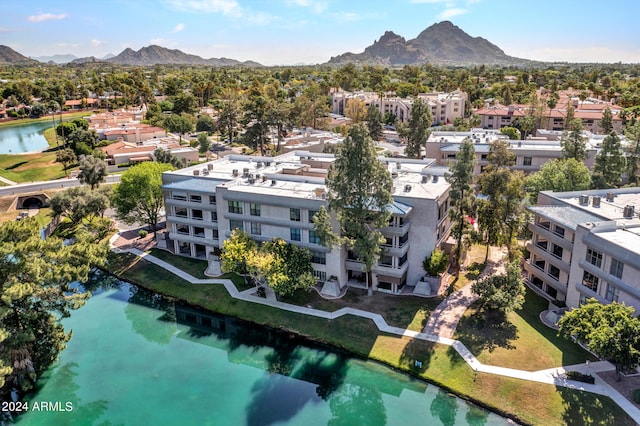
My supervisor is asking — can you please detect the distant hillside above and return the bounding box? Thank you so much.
[33,54,78,64]
[328,21,528,66]
[0,45,38,65]
[71,45,262,67]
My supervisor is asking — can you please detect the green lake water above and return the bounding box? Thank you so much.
[16,278,511,426]
[0,121,53,154]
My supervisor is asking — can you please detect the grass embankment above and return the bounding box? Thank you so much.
[105,251,634,425]
[0,113,90,183]
[0,111,90,128]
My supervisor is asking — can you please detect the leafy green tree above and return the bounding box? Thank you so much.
[591,132,626,189]
[260,239,315,296]
[56,121,77,142]
[366,104,383,141]
[598,107,614,134]
[403,98,433,159]
[326,123,393,294]
[558,299,640,381]
[154,147,187,168]
[77,154,108,189]
[164,113,194,143]
[220,229,258,275]
[312,206,340,249]
[423,248,448,276]
[383,112,397,126]
[195,114,216,134]
[242,83,270,155]
[500,126,521,140]
[561,118,588,161]
[171,93,198,115]
[472,260,525,313]
[197,133,210,155]
[446,138,476,276]
[268,97,293,153]
[56,148,77,177]
[625,121,640,185]
[217,90,241,145]
[344,99,367,124]
[0,218,108,397]
[525,159,591,202]
[51,186,109,225]
[68,129,100,156]
[111,162,174,234]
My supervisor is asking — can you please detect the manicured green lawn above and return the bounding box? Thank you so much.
[455,289,595,371]
[147,248,209,279]
[104,251,635,425]
[0,150,69,183]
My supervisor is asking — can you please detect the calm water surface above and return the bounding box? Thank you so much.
[0,121,54,154]
[17,276,511,426]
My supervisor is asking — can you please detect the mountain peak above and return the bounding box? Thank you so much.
[0,45,38,65]
[328,21,524,66]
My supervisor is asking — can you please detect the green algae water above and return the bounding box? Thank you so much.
[16,277,511,426]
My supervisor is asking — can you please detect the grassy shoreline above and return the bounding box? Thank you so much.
[102,251,635,425]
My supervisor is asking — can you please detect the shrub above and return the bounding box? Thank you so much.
[632,389,640,404]
[566,371,595,384]
[138,229,148,238]
[423,248,448,276]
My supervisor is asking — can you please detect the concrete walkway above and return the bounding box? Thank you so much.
[108,234,640,423]
[423,246,507,338]
[0,175,17,186]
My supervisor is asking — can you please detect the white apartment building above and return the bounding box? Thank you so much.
[525,188,640,311]
[161,151,452,296]
[331,89,467,125]
[427,129,601,174]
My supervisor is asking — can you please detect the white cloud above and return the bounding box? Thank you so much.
[0,27,10,33]
[28,13,68,23]
[246,12,279,25]
[173,23,185,32]
[330,11,381,22]
[165,0,241,17]
[285,0,328,13]
[91,39,104,47]
[437,8,468,19]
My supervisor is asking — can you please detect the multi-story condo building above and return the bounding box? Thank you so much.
[427,129,602,174]
[525,188,640,311]
[331,89,467,125]
[160,151,452,296]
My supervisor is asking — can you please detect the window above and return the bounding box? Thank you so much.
[176,224,189,234]
[212,229,219,239]
[379,255,393,267]
[610,258,624,279]
[480,154,488,160]
[309,230,320,244]
[382,236,393,246]
[311,251,326,265]
[582,271,599,292]
[192,209,203,221]
[229,220,243,231]
[309,210,319,223]
[250,222,261,235]
[175,207,187,218]
[554,226,565,238]
[211,211,218,222]
[312,270,327,281]
[193,227,205,238]
[399,253,408,266]
[228,200,243,214]
[290,208,301,221]
[548,264,560,280]
[551,244,563,259]
[190,195,202,203]
[523,157,532,166]
[172,193,186,201]
[586,248,602,268]
[290,228,301,241]
[209,195,217,204]
[399,233,409,246]
[250,203,261,216]
[605,283,619,302]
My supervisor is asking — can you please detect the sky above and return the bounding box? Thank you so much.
[1,0,639,65]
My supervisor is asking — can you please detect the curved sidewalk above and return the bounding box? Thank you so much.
[109,237,640,423]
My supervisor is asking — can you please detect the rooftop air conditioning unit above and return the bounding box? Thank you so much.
[262,175,267,183]
[623,205,635,218]
[207,163,213,171]
[243,168,250,177]
[404,184,412,192]
[248,177,256,184]
[579,195,589,206]
[432,175,439,183]
[592,196,601,208]
[256,162,263,168]
[232,169,238,177]
[271,180,276,186]
[193,170,200,176]
[265,161,271,167]
[396,162,401,170]
[422,175,430,183]
[606,191,615,202]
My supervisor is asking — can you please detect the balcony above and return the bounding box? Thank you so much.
[168,215,219,229]
[373,260,409,278]
[528,222,573,250]
[524,260,567,294]
[526,241,570,272]
[382,220,411,237]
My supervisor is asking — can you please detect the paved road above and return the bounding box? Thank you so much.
[0,174,121,197]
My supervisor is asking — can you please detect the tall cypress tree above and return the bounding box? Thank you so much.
[561,118,588,161]
[591,131,626,189]
[403,97,433,159]
[326,123,393,294]
[446,138,476,276]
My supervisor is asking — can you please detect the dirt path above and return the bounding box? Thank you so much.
[423,246,507,338]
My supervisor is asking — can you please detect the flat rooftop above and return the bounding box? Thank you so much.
[545,188,640,221]
[528,205,605,230]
